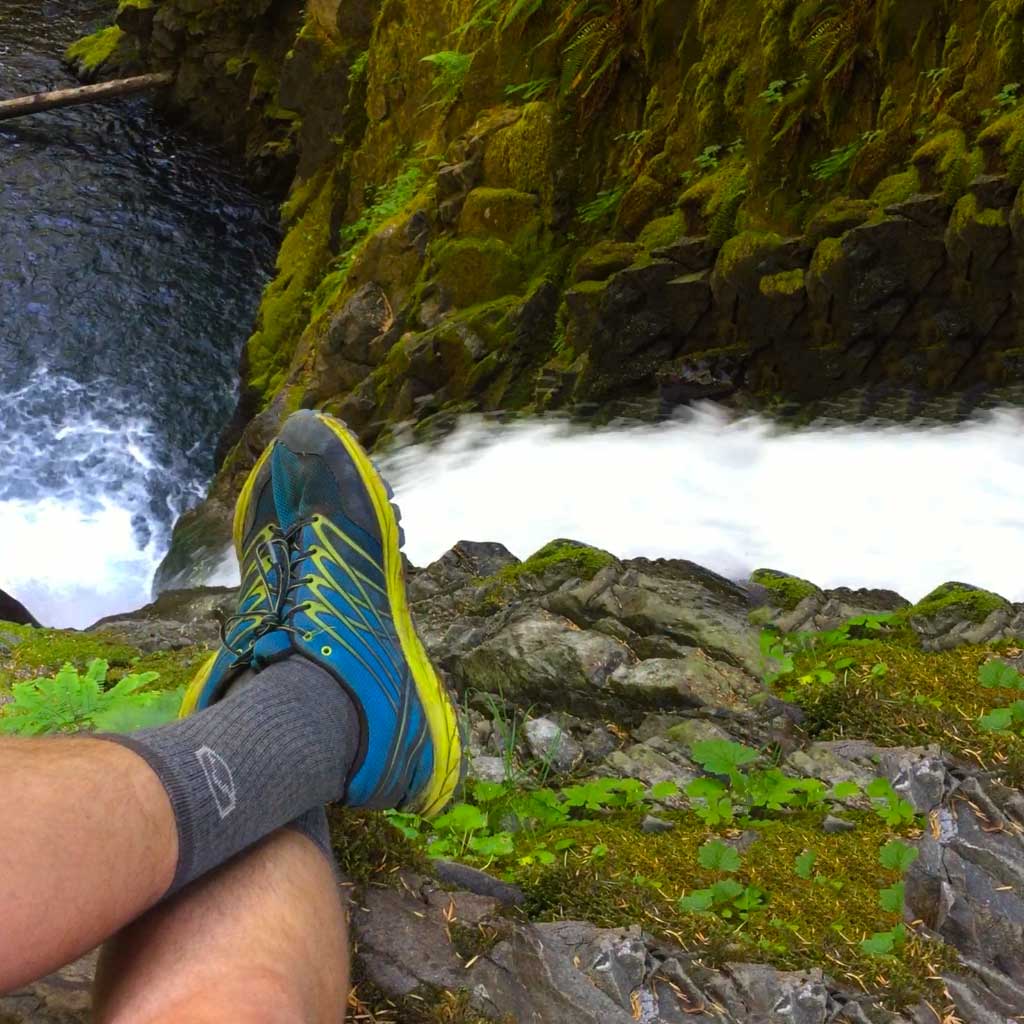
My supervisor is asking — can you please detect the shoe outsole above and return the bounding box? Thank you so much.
[315,413,463,818]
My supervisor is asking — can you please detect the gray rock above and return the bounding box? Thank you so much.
[641,815,676,834]
[468,754,508,783]
[547,558,763,676]
[90,586,237,649]
[822,815,857,834]
[455,610,634,708]
[610,653,761,712]
[0,587,40,628]
[581,724,618,761]
[433,860,526,907]
[523,717,583,773]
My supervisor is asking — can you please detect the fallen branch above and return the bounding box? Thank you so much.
[0,72,174,122]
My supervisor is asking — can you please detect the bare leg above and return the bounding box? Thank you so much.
[0,736,177,992]
[93,829,349,1024]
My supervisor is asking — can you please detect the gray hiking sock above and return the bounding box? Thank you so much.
[101,658,360,896]
[284,805,335,863]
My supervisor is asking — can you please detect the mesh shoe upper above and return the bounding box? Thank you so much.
[263,410,462,816]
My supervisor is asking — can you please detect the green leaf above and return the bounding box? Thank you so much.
[650,780,680,800]
[590,843,609,859]
[732,885,768,911]
[678,889,714,912]
[698,839,741,873]
[860,930,897,956]
[979,660,1024,690]
[829,781,861,800]
[980,706,1015,732]
[794,850,817,880]
[434,803,488,834]
[879,881,905,914]
[708,878,745,904]
[690,740,759,776]
[472,780,507,804]
[879,840,919,873]
[866,777,895,799]
[468,833,515,857]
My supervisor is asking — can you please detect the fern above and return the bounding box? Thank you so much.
[552,0,640,124]
[0,660,183,736]
[421,50,474,108]
[803,0,877,118]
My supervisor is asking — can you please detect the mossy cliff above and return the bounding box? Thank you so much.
[72,0,1024,576]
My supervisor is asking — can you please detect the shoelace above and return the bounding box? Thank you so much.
[218,518,315,661]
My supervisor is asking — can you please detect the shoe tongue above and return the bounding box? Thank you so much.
[251,630,293,669]
[271,444,305,531]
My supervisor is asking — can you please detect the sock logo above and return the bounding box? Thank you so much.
[195,746,237,819]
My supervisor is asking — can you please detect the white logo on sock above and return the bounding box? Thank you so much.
[196,746,237,819]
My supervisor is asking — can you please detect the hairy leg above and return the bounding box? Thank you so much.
[92,828,349,1024]
[0,736,177,992]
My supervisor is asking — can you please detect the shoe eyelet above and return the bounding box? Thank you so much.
[320,645,333,657]
[303,631,314,641]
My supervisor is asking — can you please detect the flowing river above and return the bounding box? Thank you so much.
[4,4,1024,630]
[0,0,278,626]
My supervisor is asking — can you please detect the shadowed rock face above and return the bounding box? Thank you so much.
[0,588,39,627]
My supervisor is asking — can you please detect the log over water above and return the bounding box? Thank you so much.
[0,72,174,122]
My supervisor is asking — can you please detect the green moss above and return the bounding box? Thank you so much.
[758,269,804,298]
[458,188,542,244]
[65,26,124,73]
[482,103,558,203]
[751,569,819,610]
[573,241,643,282]
[906,582,1009,625]
[495,541,615,588]
[637,212,684,251]
[432,237,526,308]
[911,129,982,200]
[949,193,1009,234]
[871,169,920,207]
[679,163,749,245]
[326,806,430,884]
[809,235,845,278]
[512,813,951,1010]
[0,623,209,697]
[246,169,337,402]
[715,230,783,280]
[781,637,1024,783]
[979,105,1024,181]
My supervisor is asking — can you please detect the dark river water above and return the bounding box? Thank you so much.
[0,0,278,625]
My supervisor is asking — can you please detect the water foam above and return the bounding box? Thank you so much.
[382,406,1024,605]
[7,405,1024,628]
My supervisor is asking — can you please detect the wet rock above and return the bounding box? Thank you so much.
[610,653,761,712]
[90,586,237,650]
[822,815,857,834]
[454,609,634,711]
[641,814,676,834]
[548,558,763,676]
[433,860,526,907]
[0,588,40,628]
[523,717,583,772]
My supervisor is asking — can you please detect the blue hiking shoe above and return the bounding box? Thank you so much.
[254,409,463,817]
[179,441,287,717]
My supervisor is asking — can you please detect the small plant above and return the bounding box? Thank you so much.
[420,50,474,108]
[811,139,862,182]
[679,842,768,920]
[504,77,557,102]
[977,659,1024,736]
[695,144,724,172]
[350,50,369,80]
[866,778,917,827]
[339,163,424,251]
[579,186,625,224]
[861,840,919,956]
[760,79,787,105]
[0,660,182,736]
[997,82,1022,109]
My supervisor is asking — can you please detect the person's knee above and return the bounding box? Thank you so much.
[96,968,314,1024]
